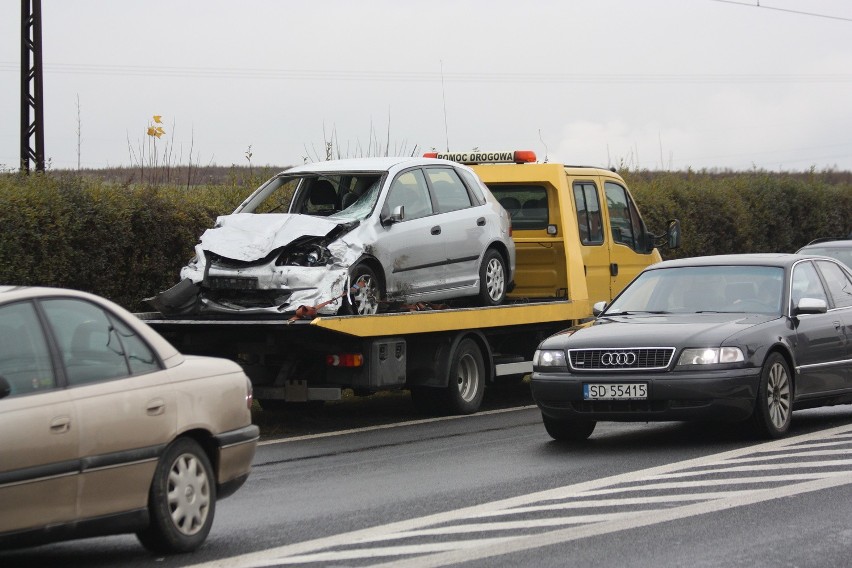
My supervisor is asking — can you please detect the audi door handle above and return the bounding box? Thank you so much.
[476,217,486,226]
[431,226,441,235]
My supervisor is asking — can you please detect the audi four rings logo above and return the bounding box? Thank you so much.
[600,352,637,366]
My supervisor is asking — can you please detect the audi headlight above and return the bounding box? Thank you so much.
[677,347,744,366]
[534,349,567,367]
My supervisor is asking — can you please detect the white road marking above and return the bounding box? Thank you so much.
[257,405,537,446]
[191,423,852,568]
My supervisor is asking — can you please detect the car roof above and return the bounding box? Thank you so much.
[651,253,818,271]
[282,156,462,174]
[798,239,852,250]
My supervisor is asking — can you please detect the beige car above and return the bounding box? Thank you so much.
[0,286,258,553]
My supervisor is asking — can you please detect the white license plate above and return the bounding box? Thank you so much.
[583,383,648,400]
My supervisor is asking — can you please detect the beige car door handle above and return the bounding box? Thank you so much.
[146,398,166,416]
[50,415,71,434]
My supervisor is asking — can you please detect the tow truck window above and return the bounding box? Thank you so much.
[486,184,548,230]
[573,182,604,245]
[605,182,644,251]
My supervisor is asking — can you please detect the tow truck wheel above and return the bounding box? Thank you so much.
[444,338,486,414]
[478,249,507,306]
[340,264,383,315]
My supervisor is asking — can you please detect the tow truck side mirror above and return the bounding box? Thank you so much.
[667,219,681,249]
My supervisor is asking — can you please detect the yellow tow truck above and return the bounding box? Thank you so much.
[141,151,679,415]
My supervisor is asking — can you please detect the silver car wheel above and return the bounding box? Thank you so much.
[766,361,791,430]
[352,274,379,315]
[167,452,211,536]
[485,257,505,301]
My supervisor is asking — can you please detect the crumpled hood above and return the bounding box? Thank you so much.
[199,213,342,261]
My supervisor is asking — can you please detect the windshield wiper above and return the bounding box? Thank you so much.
[603,310,670,316]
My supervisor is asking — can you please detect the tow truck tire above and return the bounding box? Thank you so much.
[137,438,216,553]
[443,338,486,415]
[542,414,596,441]
[478,249,507,306]
[340,264,383,315]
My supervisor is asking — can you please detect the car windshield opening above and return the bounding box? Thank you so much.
[606,265,785,315]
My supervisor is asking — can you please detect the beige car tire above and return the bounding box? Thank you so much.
[137,438,217,553]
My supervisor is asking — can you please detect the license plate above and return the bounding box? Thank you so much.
[583,383,648,400]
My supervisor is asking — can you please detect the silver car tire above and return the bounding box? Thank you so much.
[341,264,382,315]
[478,249,507,306]
[137,438,216,554]
[750,352,792,439]
[542,414,596,442]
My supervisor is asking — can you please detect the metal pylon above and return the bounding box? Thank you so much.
[20,0,45,173]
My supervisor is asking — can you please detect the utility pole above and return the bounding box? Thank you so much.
[20,0,45,173]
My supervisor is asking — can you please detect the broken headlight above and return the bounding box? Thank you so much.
[279,243,331,267]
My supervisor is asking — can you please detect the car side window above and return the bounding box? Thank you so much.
[573,181,604,245]
[457,168,487,205]
[791,262,828,308]
[816,260,852,309]
[425,168,472,213]
[0,301,56,396]
[386,169,433,221]
[39,298,141,386]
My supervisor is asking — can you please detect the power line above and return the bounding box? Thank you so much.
[1,62,851,84]
[710,0,852,22]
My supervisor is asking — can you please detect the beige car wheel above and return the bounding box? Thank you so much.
[137,438,217,553]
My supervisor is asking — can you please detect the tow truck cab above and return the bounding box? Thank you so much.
[426,150,680,307]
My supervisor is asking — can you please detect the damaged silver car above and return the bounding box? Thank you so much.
[150,157,516,317]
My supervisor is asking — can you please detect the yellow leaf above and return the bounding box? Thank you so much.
[146,126,156,136]
[153,115,163,124]
[155,126,165,138]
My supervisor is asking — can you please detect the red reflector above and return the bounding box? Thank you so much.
[326,353,364,367]
[423,152,438,158]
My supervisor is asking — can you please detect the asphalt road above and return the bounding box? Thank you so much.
[5,388,852,568]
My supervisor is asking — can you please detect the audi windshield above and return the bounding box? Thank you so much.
[605,265,785,316]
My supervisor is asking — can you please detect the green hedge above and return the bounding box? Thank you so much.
[0,173,254,311]
[626,170,852,260]
[1,169,850,312]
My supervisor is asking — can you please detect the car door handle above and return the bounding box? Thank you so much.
[146,398,166,416]
[476,217,486,226]
[50,416,72,434]
[431,226,441,235]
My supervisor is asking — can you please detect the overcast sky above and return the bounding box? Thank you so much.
[2,0,852,172]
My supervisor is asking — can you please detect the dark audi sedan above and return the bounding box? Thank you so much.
[531,254,852,441]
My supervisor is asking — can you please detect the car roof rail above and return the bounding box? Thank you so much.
[803,236,847,246]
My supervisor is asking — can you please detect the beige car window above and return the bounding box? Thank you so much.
[0,301,56,396]
[41,299,131,386]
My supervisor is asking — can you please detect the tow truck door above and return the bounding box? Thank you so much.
[602,179,661,296]
[572,179,612,305]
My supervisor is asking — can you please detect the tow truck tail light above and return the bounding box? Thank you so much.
[423,150,537,164]
[327,353,364,367]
